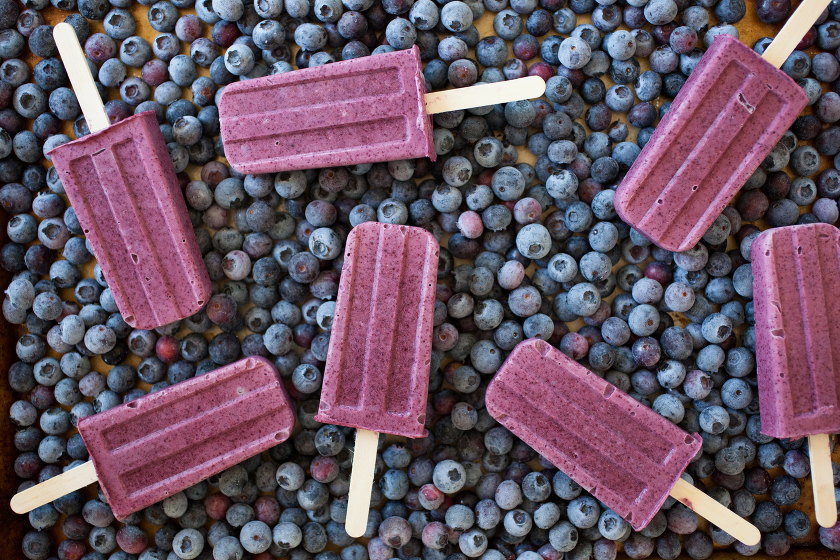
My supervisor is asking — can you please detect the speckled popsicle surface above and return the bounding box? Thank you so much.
[219,46,435,174]
[752,223,840,439]
[78,356,296,520]
[314,222,439,438]
[48,111,212,330]
[614,35,808,252]
[486,339,702,531]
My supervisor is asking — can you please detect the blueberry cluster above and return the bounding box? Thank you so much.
[3,0,840,559]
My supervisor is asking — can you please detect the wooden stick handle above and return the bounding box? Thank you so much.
[424,76,546,115]
[11,460,98,514]
[53,22,110,133]
[762,0,832,68]
[809,433,838,528]
[345,429,379,538]
[670,477,761,546]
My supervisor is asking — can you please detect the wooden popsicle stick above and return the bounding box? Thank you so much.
[53,22,110,133]
[345,429,379,538]
[424,76,546,115]
[669,477,761,546]
[11,460,98,514]
[762,0,832,68]
[809,433,838,528]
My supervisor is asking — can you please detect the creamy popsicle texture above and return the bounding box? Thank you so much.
[752,223,840,439]
[614,35,808,252]
[48,111,212,330]
[486,339,702,531]
[78,356,295,519]
[11,357,296,518]
[219,46,434,174]
[314,222,438,437]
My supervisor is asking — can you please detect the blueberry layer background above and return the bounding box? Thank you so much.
[1,0,840,559]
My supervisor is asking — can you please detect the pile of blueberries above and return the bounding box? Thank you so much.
[2,0,840,558]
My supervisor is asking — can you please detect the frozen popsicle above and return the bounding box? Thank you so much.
[614,0,826,253]
[218,46,546,173]
[486,339,761,545]
[314,222,438,537]
[752,222,840,528]
[48,22,211,330]
[11,357,295,519]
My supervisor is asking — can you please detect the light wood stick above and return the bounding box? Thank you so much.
[424,76,546,115]
[345,429,379,538]
[669,477,761,546]
[809,433,838,528]
[11,461,98,514]
[53,22,110,133]
[762,0,832,68]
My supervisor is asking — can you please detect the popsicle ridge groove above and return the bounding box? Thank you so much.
[772,229,827,420]
[99,375,276,449]
[325,226,364,410]
[226,116,410,163]
[116,404,287,495]
[636,71,772,237]
[754,224,840,438]
[120,129,210,307]
[220,67,403,114]
[64,155,140,320]
[107,140,184,323]
[226,99,409,140]
[362,224,408,415]
[795,227,840,414]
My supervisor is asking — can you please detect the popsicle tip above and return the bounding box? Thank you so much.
[53,21,73,35]
[740,526,762,547]
[532,339,550,357]
[528,75,547,97]
[10,493,30,514]
[816,508,838,529]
